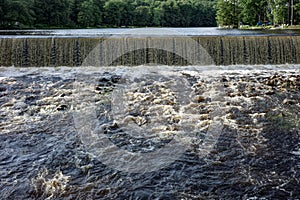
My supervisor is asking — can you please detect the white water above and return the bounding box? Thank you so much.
[0,65,299,199]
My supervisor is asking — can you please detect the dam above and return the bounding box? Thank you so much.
[0,28,300,199]
[0,35,299,67]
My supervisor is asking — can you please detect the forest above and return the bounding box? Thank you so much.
[1,0,300,29]
[216,0,300,27]
[0,0,216,28]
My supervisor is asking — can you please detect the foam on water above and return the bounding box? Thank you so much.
[0,65,299,199]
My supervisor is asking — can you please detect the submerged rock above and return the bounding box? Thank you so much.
[283,98,298,105]
[57,104,68,111]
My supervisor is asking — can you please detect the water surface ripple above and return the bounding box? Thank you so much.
[1,27,300,38]
[0,66,299,199]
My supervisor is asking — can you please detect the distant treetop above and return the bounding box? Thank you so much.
[0,0,217,29]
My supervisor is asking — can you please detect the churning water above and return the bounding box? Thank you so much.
[0,28,300,199]
[0,65,300,199]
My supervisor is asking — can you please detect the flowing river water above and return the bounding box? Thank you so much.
[0,65,299,199]
[0,28,300,199]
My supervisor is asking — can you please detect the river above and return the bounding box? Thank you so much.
[1,27,300,37]
[0,28,300,199]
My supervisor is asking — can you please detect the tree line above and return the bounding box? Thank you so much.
[0,0,216,29]
[216,0,300,27]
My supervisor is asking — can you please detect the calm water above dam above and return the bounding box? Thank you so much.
[0,28,300,199]
[1,27,300,37]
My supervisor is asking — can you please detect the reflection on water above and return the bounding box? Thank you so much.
[0,66,299,199]
[1,27,300,37]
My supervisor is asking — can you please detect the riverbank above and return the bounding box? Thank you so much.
[238,25,300,30]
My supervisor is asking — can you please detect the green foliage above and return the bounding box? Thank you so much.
[152,6,163,26]
[0,0,218,28]
[78,0,101,27]
[216,0,240,27]
[134,5,151,26]
[3,0,300,29]
[295,1,300,24]
[239,0,268,26]
[160,0,181,26]
[268,0,289,24]
[0,0,35,28]
[103,0,129,26]
[34,0,72,26]
[2,0,300,29]
[216,0,300,27]
[191,1,217,27]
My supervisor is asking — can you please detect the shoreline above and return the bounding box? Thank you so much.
[238,25,300,30]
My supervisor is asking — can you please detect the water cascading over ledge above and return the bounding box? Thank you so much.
[0,36,299,67]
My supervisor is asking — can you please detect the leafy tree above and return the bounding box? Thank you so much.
[295,0,300,24]
[69,0,84,25]
[268,0,289,24]
[103,0,127,26]
[134,5,151,26]
[177,0,193,27]
[0,0,35,28]
[216,0,241,27]
[0,0,7,26]
[191,0,217,27]
[34,0,72,26]
[239,0,268,25]
[78,0,101,27]
[4,0,299,28]
[160,0,181,26]
[149,0,164,26]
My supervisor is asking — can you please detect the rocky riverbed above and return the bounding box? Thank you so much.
[0,66,299,199]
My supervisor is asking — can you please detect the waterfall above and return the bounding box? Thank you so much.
[0,36,299,67]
